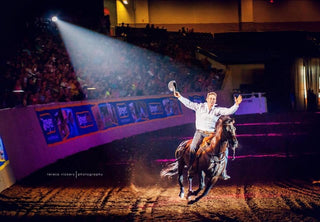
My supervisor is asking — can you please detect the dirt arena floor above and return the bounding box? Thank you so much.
[1,113,320,222]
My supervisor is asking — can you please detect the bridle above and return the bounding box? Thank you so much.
[222,119,238,160]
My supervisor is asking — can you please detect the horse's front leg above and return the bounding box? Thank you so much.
[186,177,193,200]
[193,170,205,196]
[178,161,184,199]
[187,172,199,200]
[189,175,218,204]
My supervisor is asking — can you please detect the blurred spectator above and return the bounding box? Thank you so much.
[307,89,317,111]
[0,18,224,109]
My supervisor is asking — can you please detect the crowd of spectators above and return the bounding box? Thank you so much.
[0,18,225,109]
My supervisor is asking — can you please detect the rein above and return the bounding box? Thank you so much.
[207,141,228,171]
[198,139,228,161]
[207,141,228,160]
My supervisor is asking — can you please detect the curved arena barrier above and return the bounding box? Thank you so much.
[0,93,211,191]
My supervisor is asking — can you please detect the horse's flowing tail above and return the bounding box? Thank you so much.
[160,140,188,178]
[160,160,179,178]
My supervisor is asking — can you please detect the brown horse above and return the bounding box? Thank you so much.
[160,115,238,204]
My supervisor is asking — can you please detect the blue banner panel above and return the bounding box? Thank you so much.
[145,98,166,119]
[37,109,62,144]
[0,136,9,170]
[128,100,149,122]
[114,102,134,125]
[60,108,79,139]
[73,105,98,135]
[161,97,182,116]
[96,102,119,130]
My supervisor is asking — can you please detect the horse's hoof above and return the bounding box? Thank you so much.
[188,197,200,204]
[193,190,200,196]
[186,192,193,200]
[187,191,194,196]
[220,174,231,180]
[179,192,184,199]
[188,200,195,205]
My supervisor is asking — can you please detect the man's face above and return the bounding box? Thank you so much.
[206,95,217,107]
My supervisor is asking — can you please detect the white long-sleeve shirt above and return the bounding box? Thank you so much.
[178,96,239,132]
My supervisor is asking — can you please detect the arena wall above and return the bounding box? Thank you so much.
[115,0,320,33]
[0,89,264,193]
[0,92,228,192]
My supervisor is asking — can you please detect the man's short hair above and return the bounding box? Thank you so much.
[207,92,217,99]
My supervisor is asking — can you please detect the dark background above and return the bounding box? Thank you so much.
[0,0,103,61]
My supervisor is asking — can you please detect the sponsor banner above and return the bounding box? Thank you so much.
[128,100,149,122]
[72,105,98,135]
[161,97,182,116]
[37,105,98,144]
[60,108,79,139]
[145,98,166,119]
[37,96,183,145]
[114,102,134,125]
[93,103,119,130]
[37,109,62,144]
[0,136,9,171]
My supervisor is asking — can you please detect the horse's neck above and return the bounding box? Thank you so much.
[207,127,225,154]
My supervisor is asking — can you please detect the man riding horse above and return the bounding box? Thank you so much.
[174,90,242,180]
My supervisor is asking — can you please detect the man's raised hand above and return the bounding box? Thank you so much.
[174,91,181,98]
[234,95,242,105]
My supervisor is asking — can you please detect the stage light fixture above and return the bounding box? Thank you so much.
[51,16,58,22]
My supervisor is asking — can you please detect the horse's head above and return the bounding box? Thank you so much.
[220,116,238,150]
[206,116,238,158]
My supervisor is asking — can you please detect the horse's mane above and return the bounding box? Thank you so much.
[214,115,230,138]
[216,115,230,128]
[198,116,231,155]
